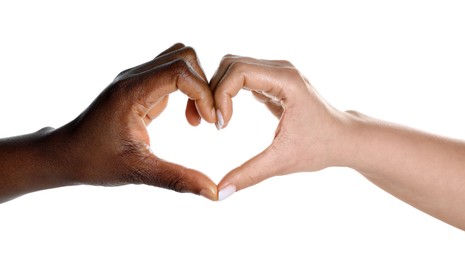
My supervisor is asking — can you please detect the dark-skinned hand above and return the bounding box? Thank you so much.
[0,43,218,202]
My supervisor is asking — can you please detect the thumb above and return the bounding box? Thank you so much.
[217,144,288,201]
[136,156,218,201]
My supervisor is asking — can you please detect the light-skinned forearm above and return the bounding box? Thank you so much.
[342,111,465,230]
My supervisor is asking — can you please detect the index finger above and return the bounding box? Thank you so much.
[214,60,301,128]
[132,59,216,122]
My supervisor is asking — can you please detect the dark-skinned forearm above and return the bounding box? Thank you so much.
[0,127,75,203]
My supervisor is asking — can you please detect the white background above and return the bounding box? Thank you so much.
[1,0,465,259]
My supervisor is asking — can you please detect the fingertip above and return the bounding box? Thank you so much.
[213,90,233,130]
[186,116,201,126]
[218,184,236,201]
[194,100,217,124]
[217,173,240,194]
[200,186,218,201]
[148,159,219,201]
[217,172,240,201]
[181,168,218,201]
[215,109,224,130]
[185,99,201,126]
[211,107,218,123]
[193,173,218,201]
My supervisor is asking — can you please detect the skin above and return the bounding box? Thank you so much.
[0,43,218,203]
[1,47,464,231]
[213,55,465,231]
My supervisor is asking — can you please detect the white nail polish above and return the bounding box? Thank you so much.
[218,185,236,201]
[215,110,224,130]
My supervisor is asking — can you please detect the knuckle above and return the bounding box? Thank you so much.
[166,59,198,92]
[282,66,300,77]
[276,59,294,68]
[221,54,238,64]
[116,68,131,78]
[172,42,185,49]
[223,54,237,59]
[173,46,198,67]
[168,59,190,76]
[178,47,204,77]
[179,46,197,60]
[280,67,303,84]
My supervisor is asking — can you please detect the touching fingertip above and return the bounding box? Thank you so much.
[200,188,218,201]
[211,108,217,122]
[218,184,236,201]
[215,109,224,130]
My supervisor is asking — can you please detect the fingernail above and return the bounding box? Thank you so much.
[215,110,224,130]
[200,189,215,201]
[218,185,236,201]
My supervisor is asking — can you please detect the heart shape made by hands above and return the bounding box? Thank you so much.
[150,90,278,192]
